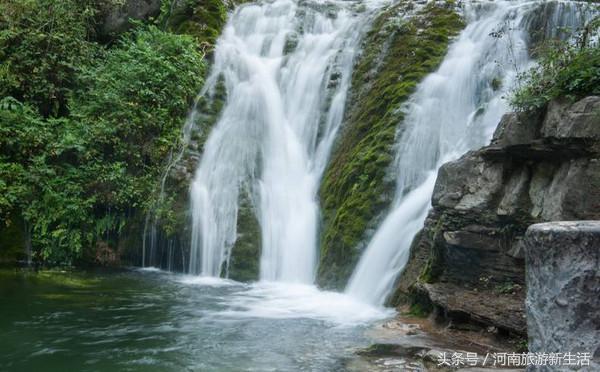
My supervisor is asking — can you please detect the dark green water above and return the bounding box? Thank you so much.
[0,268,391,371]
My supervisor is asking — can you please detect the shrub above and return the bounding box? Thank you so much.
[0,20,205,264]
[511,17,600,111]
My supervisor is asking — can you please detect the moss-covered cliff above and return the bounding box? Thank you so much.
[162,0,229,48]
[317,1,464,289]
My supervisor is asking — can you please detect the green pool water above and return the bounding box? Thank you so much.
[0,268,390,371]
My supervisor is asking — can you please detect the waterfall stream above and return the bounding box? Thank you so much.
[346,0,597,306]
[189,0,386,281]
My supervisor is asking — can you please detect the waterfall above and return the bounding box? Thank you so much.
[189,0,385,281]
[346,0,598,306]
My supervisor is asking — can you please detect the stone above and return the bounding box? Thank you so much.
[506,238,525,260]
[421,282,526,334]
[529,159,600,221]
[541,96,600,140]
[497,165,530,217]
[99,0,161,39]
[433,152,504,211]
[525,221,600,371]
[492,112,539,147]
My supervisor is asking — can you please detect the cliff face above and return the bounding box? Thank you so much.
[393,96,600,335]
[317,1,464,289]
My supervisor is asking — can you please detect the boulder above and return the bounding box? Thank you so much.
[491,112,538,147]
[525,221,600,371]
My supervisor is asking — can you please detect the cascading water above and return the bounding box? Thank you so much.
[346,0,598,306]
[189,0,385,281]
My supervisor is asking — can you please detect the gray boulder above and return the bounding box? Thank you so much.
[525,221,600,371]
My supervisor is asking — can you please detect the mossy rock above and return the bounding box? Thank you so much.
[163,0,229,48]
[226,191,260,282]
[317,1,464,289]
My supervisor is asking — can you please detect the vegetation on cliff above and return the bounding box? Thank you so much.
[512,16,600,111]
[318,1,464,289]
[0,0,226,265]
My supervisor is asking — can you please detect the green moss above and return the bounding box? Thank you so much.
[226,192,261,282]
[491,77,502,91]
[406,302,429,318]
[356,343,399,356]
[419,216,446,283]
[162,0,228,48]
[317,2,464,289]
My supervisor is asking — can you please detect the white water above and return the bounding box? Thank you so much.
[206,280,392,325]
[346,0,597,306]
[189,0,386,281]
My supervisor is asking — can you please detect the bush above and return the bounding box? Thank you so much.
[0,17,205,264]
[0,0,101,117]
[511,17,600,111]
[71,25,205,210]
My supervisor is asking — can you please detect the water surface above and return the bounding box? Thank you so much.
[0,268,390,371]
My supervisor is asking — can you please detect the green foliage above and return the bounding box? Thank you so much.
[317,2,464,289]
[495,281,522,295]
[72,24,205,190]
[406,302,430,318]
[0,0,102,117]
[161,0,228,50]
[511,16,600,111]
[516,338,528,353]
[0,97,95,263]
[0,2,206,265]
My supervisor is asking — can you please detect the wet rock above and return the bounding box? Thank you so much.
[421,282,526,334]
[227,191,260,282]
[525,221,600,371]
[433,153,504,211]
[98,0,161,39]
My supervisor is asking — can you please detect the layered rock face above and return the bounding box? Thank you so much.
[525,221,600,371]
[393,96,600,335]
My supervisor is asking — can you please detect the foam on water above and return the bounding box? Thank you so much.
[210,282,393,325]
[136,267,163,273]
[176,275,238,287]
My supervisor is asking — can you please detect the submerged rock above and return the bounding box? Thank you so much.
[525,221,600,371]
